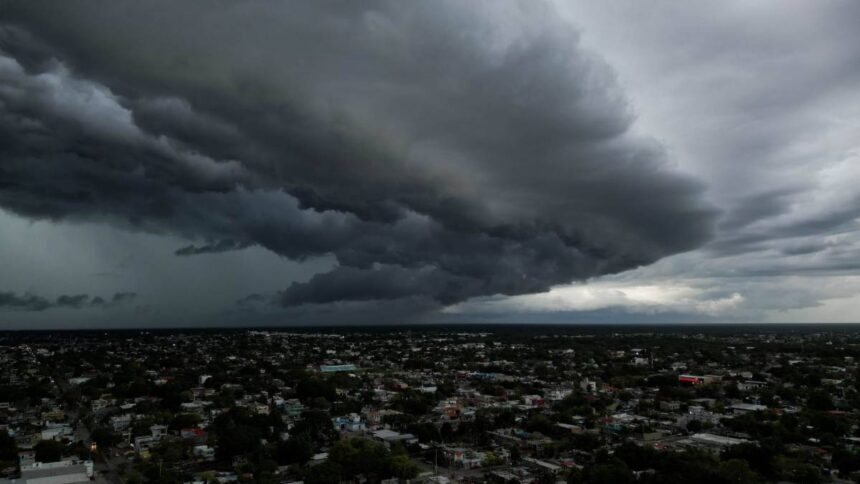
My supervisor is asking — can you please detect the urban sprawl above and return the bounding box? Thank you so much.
[1,327,860,483]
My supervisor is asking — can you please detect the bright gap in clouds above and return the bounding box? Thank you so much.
[444,280,744,317]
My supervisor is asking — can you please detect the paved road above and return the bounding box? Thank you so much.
[96,450,125,484]
[52,374,124,484]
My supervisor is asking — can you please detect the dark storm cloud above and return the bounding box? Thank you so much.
[0,291,136,311]
[717,189,800,232]
[236,293,267,307]
[55,294,90,308]
[0,292,52,311]
[710,196,860,257]
[111,292,137,304]
[0,1,716,309]
[175,239,252,256]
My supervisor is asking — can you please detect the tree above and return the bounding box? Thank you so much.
[567,466,584,483]
[583,458,633,484]
[34,440,65,463]
[0,430,17,462]
[772,455,821,484]
[483,451,505,467]
[494,410,516,428]
[807,390,834,411]
[170,413,202,430]
[296,377,336,404]
[724,383,741,399]
[90,427,122,448]
[215,424,262,462]
[722,443,777,479]
[124,469,144,484]
[388,454,419,479]
[276,435,313,465]
[0,430,19,478]
[153,382,187,412]
[406,422,441,443]
[440,422,454,442]
[131,416,155,438]
[325,437,419,480]
[832,448,860,477]
[394,393,433,416]
[510,445,522,465]
[717,459,761,483]
[526,414,555,435]
[686,419,703,433]
[292,410,337,445]
[329,438,390,479]
[304,461,343,484]
[69,440,92,461]
[26,380,53,405]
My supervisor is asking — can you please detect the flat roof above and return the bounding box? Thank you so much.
[319,364,357,372]
[691,433,748,447]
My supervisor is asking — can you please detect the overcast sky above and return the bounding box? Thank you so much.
[1,1,859,328]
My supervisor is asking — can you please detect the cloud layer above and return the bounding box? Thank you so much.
[0,1,715,311]
[0,291,135,311]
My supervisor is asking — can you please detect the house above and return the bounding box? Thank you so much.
[280,399,305,417]
[678,375,720,386]
[364,409,402,427]
[687,433,748,452]
[442,447,484,469]
[181,428,208,442]
[40,423,73,441]
[738,380,768,391]
[729,403,768,414]
[546,388,573,401]
[110,414,133,431]
[580,378,597,393]
[134,435,157,455]
[180,401,205,413]
[371,429,417,446]
[5,459,94,484]
[193,445,216,461]
[523,457,563,475]
[90,399,111,412]
[150,424,168,439]
[333,414,366,432]
[40,409,65,422]
[556,423,584,434]
[319,364,357,373]
[660,401,681,412]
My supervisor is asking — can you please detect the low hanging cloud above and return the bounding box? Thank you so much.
[0,291,136,311]
[0,1,716,311]
[175,239,252,256]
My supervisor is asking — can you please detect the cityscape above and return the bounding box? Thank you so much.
[2,325,860,483]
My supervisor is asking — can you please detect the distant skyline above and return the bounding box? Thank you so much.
[1,1,860,328]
